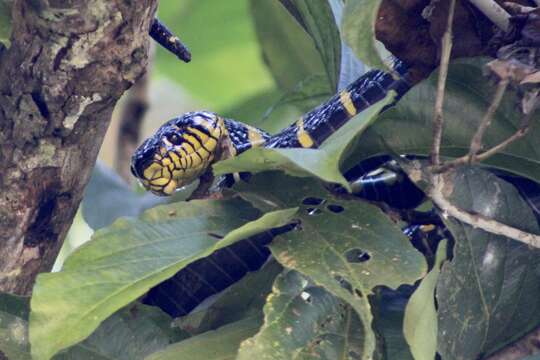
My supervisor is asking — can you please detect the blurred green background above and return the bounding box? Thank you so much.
[155,0,276,110]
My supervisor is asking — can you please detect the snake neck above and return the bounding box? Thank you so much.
[220,118,271,158]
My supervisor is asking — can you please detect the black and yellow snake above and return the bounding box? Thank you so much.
[130,59,411,196]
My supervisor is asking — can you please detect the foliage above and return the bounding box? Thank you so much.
[0,1,538,360]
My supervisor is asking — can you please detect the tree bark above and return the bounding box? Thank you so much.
[0,0,157,295]
[114,43,154,183]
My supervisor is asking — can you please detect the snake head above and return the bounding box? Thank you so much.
[131,111,225,196]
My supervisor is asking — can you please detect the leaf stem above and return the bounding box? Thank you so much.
[467,79,509,161]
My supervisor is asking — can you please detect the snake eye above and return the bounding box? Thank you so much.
[166,133,182,145]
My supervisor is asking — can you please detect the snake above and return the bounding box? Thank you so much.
[130,59,412,196]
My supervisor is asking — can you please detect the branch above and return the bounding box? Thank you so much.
[429,173,540,248]
[468,79,509,160]
[431,0,456,166]
[434,112,533,173]
[0,0,157,295]
[467,0,511,32]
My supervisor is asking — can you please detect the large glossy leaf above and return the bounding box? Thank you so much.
[237,270,364,359]
[341,0,388,70]
[436,167,540,359]
[0,293,30,360]
[30,199,297,360]
[279,0,341,90]
[214,92,394,190]
[403,240,448,360]
[249,0,329,92]
[0,293,183,360]
[347,59,540,183]
[234,173,427,359]
[57,304,184,360]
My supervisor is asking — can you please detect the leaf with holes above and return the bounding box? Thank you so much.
[341,0,388,70]
[234,173,427,358]
[237,270,364,360]
[346,59,540,183]
[436,167,540,360]
[29,199,297,360]
[214,92,394,190]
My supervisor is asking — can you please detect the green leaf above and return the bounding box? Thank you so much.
[237,270,364,359]
[249,0,329,92]
[57,304,185,360]
[234,173,427,359]
[341,0,388,70]
[0,293,30,360]
[172,260,283,335]
[30,199,297,360]
[279,0,341,90]
[214,92,394,190]
[436,167,540,359]
[0,1,12,46]
[347,59,540,183]
[403,240,448,360]
[146,316,263,360]
[1,294,183,360]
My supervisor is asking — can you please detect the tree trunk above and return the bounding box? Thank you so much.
[0,0,157,295]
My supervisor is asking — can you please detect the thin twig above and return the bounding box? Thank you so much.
[429,174,540,248]
[431,0,457,166]
[468,79,509,161]
[467,0,511,31]
[434,113,533,173]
